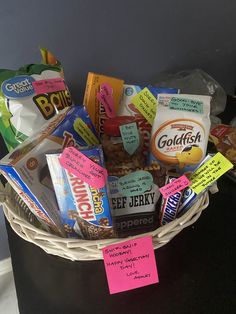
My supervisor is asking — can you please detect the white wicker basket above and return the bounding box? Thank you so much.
[0,182,209,261]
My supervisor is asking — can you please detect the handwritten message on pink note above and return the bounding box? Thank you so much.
[32,78,66,94]
[159,175,190,198]
[97,83,116,118]
[59,147,107,189]
[102,236,159,294]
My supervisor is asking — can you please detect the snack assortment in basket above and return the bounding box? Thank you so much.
[0,64,234,244]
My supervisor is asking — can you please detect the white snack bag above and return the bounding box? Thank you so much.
[150,94,211,173]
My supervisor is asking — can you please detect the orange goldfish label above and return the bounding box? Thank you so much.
[151,119,205,169]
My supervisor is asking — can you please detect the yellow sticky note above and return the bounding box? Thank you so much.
[131,87,157,125]
[190,152,233,194]
[73,118,99,146]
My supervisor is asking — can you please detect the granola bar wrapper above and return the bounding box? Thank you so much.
[46,146,115,239]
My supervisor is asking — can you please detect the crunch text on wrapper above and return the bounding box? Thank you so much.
[47,146,115,240]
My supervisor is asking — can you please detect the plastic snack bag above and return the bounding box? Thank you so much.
[0,48,72,151]
[150,94,211,173]
[154,69,226,116]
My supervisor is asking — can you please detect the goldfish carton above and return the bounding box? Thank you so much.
[150,94,211,173]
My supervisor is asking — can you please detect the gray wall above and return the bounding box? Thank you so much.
[0,0,235,259]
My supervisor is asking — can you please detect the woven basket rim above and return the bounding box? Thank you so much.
[0,183,209,261]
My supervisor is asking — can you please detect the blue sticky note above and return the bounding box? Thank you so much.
[118,171,153,197]
[169,97,203,114]
[119,122,140,155]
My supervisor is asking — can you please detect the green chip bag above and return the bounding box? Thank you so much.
[0,48,72,151]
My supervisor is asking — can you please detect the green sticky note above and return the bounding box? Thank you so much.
[169,97,203,114]
[190,152,233,194]
[118,170,153,197]
[131,87,157,125]
[119,122,140,155]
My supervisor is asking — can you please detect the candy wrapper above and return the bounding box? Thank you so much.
[0,48,72,151]
[159,175,183,225]
[0,106,98,235]
[46,146,115,239]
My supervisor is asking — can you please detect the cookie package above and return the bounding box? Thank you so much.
[0,106,98,234]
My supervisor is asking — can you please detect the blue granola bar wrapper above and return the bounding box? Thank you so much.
[46,146,115,239]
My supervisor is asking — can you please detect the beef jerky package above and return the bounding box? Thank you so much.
[108,164,166,237]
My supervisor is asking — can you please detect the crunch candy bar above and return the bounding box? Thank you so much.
[46,146,115,239]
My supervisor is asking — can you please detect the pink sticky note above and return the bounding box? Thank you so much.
[102,236,159,294]
[59,147,108,189]
[32,78,66,94]
[97,83,116,118]
[159,175,190,198]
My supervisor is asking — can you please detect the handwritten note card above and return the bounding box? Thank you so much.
[32,78,66,94]
[97,83,116,118]
[102,236,159,294]
[169,97,203,114]
[59,147,107,189]
[132,87,157,125]
[159,175,190,198]
[73,118,99,146]
[119,122,140,155]
[118,171,153,197]
[190,152,233,194]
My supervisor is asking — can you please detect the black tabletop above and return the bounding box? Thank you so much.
[5,175,236,314]
[3,97,236,314]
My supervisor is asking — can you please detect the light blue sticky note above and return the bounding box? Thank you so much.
[169,97,203,114]
[117,170,153,197]
[119,122,140,155]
